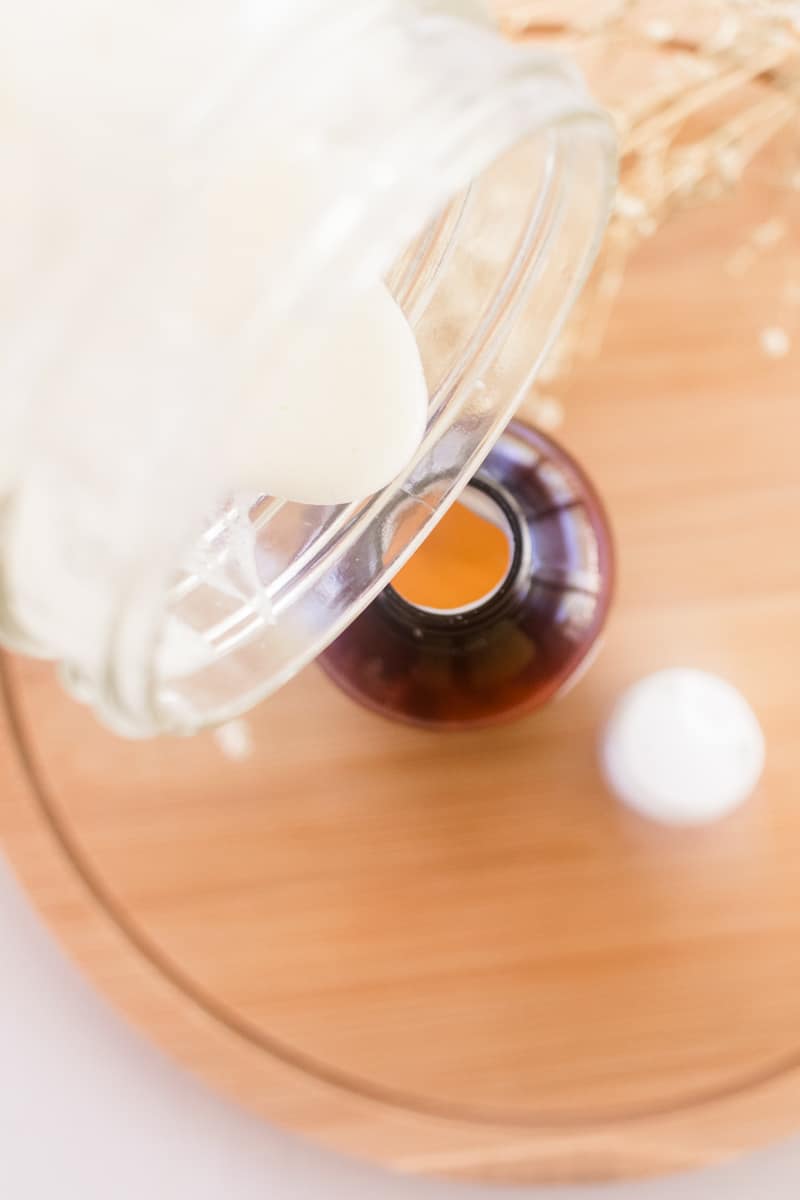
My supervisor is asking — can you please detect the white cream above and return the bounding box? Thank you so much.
[235,283,428,505]
[0,4,430,512]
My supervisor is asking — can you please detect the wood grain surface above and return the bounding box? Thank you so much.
[1,150,800,1184]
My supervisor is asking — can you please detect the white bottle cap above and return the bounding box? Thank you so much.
[601,668,765,827]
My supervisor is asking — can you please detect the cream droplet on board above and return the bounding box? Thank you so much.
[214,718,254,762]
[236,284,428,506]
[759,326,791,360]
[601,669,765,827]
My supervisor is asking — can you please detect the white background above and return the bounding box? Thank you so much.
[2,855,799,1200]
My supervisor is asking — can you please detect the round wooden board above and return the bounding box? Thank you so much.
[2,162,800,1186]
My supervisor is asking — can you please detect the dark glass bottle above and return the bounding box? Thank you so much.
[320,420,613,729]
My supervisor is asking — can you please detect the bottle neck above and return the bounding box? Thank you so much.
[382,476,532,637]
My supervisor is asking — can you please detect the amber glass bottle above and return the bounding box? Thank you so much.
[320,421,613,729]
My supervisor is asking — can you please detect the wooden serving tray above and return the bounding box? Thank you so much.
[2,161,800,1185]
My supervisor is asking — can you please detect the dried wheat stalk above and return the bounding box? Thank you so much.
[492,0,800,396]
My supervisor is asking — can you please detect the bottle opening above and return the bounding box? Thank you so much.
[391,484,513,614]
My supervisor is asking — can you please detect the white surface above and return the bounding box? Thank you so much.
[602,669,765,826]
[2,855,800,1198]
